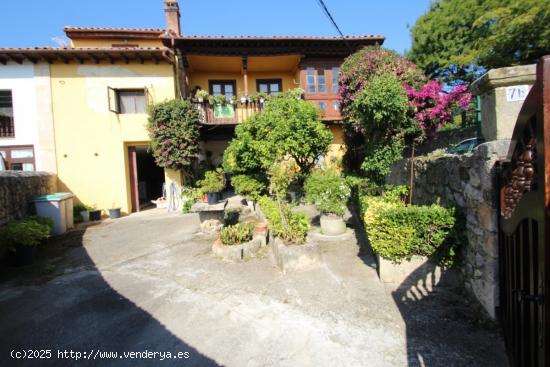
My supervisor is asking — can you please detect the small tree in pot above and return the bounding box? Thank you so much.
[304,168,351,236]
[197,168,226,204]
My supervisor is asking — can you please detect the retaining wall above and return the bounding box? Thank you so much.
[387,140,510,318]
[0,171,57,226]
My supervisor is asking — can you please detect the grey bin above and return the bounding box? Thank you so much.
[33,192,74,236]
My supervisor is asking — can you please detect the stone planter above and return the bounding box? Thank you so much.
[108,208,121,219]
[320,214,346,236]
[376,254,458,290]
[212,236,263,261]
[271,237,322,273]
[207,192,220,205]
[89,210,101,221]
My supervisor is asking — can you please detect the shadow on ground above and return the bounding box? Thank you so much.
[0,229,219,367]
[348,203,509,367]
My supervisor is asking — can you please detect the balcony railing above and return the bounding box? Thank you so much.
[192,99,262,124]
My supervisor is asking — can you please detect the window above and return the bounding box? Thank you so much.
[257,79,282,95]
[333,100,340,112]
[0,90,14,137]
[108,88,147,114]
[305,68,326,94]
[118,90,146,114]
[332,67,340,93]
[317,69,326,93]
[306,68,316,93]
[0,145,35,171]
[209,80,236,99]
[318,101,327,111]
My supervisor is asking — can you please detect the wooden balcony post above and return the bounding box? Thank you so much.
[242,55,248,121]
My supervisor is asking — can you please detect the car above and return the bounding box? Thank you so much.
[447,137,485,155]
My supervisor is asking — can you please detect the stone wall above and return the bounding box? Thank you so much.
[0,171,57,226]
[387,140,510,318]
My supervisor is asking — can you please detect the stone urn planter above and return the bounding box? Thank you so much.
[320,214,346,236]
[212,236,263,261]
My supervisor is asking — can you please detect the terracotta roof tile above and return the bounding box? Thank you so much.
[168,35,384,41]
[64,26,165,33]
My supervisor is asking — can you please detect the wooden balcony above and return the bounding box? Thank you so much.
[192,99,262,124]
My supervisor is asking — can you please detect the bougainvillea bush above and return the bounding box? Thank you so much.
[147,99,200,178]
[339,46,471,183]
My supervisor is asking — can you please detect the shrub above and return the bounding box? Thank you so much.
[304,168,350,216]
[257,196,309,244]
[219,223,254,246]
[181,186,202,214]
[231,174,266,200]
[28,216,55,233]
[223,89,332,178]
[0,218,51,252]
[366,202,460,266]
[147,99,200,176]
[268,160,300,200]
[196,168,225,193]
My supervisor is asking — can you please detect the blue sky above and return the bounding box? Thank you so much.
[0,0,432,54]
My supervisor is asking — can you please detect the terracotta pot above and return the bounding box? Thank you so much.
[201,194,208,203]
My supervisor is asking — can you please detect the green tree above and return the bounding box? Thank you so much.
[409,0,550,84]
[223,90,332,180]
[147,99,200,180]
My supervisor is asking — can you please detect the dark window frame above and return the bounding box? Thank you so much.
[256,79,282,94]
[0,145,35,171]
[208,80,237,96]
[0,90,15,138]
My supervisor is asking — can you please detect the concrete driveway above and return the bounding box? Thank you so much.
[0,209,507,366]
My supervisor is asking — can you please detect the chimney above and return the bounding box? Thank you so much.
[164,0,181,35]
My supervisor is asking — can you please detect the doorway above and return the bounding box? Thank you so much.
[128,146,165,212]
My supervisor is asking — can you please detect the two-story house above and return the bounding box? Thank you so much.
[0,0,384,216]
[161,0,384,169]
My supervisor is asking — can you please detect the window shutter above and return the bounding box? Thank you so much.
[107,87,119,113]
[144,87,153,107]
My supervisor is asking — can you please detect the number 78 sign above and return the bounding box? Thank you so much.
[506,85,529,102]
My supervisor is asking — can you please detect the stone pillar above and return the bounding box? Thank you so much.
[471,64,536,141]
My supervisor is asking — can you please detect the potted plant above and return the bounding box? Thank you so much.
[230,95,238,106]
[257,91,268,104]
[304,168,350,236]
[197,168,226,205]
[0,217,52,266]
[108,203,121,219]
[73,203,91,222]
[240,95,247,104]
[219,222,254,246]
[224,208,241,226]
[89,205,101,221]
[248,94,258,104]
[195,89,209,103]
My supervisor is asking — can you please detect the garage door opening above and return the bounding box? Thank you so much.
[128,146,165,212]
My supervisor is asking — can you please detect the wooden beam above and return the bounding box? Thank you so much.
[150,52,159,64]
[36,53,53,64]
[135,52,144,64]
[86,53,99,64]
[119,52,129,64]
[103,53,114,64]
[72,53,85,64]
[6,54,23,64]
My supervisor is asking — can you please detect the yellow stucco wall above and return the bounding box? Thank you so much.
[188,71,297,96]
[326,125,346,168]
[50,62,175,215]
